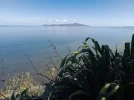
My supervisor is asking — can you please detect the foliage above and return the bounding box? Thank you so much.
[49,34,134,100]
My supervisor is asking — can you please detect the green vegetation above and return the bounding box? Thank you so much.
[0,34,134,100]
[49,34,134,100]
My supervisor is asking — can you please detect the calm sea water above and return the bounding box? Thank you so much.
[0,26,133,74]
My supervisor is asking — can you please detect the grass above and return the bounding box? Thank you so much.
[0,66,57,99]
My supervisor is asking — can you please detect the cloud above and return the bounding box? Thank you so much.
[48,20,52,22]
[56,19,60,22]
[61,20,68,22]
[46,20,52,22]
[55,19,68,22]
[54,19,75,22]
[72,20,76,22]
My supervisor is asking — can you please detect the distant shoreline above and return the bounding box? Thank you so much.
[0,25,134,29]
[43,23,89,27]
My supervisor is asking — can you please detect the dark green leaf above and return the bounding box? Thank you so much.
[16,94,20,99]
[69,90,88,100]
[131,34,134,58]
[60,55,68,68]
[21,88,29,96]
[11,92,15,100]
[85,37,90,42]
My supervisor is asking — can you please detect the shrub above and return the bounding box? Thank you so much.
[49,34,134,100]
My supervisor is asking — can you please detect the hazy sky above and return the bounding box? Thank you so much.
[0,0,134,26]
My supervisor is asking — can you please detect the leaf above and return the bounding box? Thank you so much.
[60,55,68,69]
[80,48,97,70]
[11,92,15,100]
[72,51,79,54]
[106,85,120,99]
[109,48,114,58]
[98,83,120,100]
[123,42,130,60]
[128,82,134,85]
[84,43,90,47]
[102,45,110,81]
[20,97,30,100]
[81,55,90,69]
[84,37,102,55]
[77,46,82,50]
[82,42,90,49]
[16,94,20,99]
[99,83,111,96]
[115,45,118,58]
[21,88,28,96]
[69,90,88,100]
[69,69,97,90]
[90,38,102,55]
[101,97,106,100]
[85,37,90,42]
[131,34,134,58]
[57,64,76,80]
[11,87,18,100]
[66,55,78,64]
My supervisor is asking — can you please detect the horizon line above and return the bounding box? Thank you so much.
[1,24,134,27]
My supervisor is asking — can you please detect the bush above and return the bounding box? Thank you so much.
[49,34,134,100]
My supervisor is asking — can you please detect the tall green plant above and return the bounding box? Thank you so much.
[49,34,134,100]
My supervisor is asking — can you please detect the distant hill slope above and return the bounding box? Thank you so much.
[43,23,88,26]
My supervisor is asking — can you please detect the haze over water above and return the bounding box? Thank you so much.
[0,26,133,74]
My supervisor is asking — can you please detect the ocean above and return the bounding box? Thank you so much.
[0,26,133,74]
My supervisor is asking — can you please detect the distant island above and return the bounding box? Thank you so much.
[43,23,88,26]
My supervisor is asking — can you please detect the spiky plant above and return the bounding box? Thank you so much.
[97,35,134,100]
[49,34,134,100]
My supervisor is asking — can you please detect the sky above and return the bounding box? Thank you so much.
[0,0,134,26]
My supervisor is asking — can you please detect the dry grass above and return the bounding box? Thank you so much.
[0,72,43,99]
